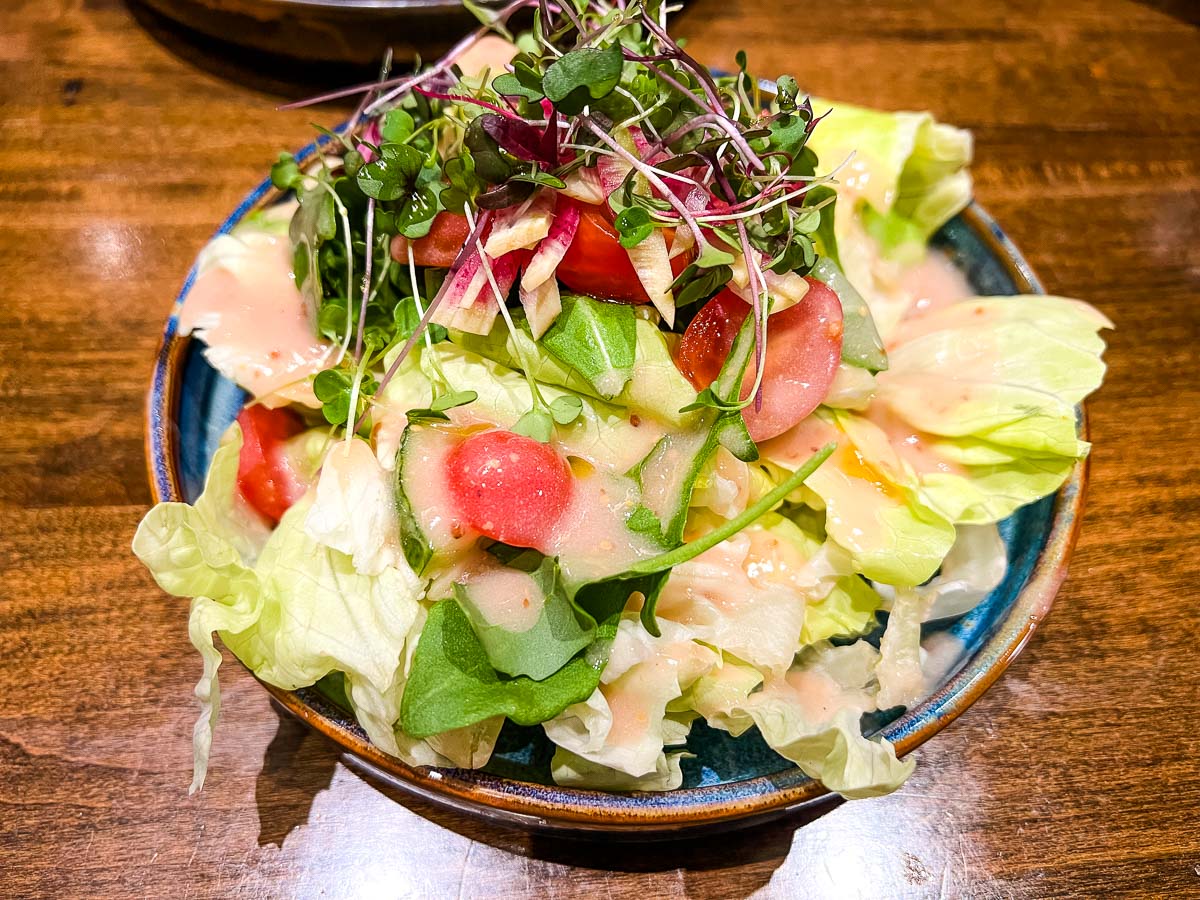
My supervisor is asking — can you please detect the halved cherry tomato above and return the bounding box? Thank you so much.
[445,430,573,549]
[555,202,689,304]
[390,211,471,269]
[235,405,309,524]
[675,280,844,442]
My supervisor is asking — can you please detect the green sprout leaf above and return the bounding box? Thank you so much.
[513,408,554,443]
[356,142,424,201]
[548,394,583,425]
[270,152,303,191]
[614,206,655,248]
[542,43,624,115]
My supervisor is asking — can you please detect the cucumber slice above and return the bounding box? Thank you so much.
[394,423,475,573]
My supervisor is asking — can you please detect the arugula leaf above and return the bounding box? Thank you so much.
[399,600,614,738]
[453,557,596,681]
[539,294,637,399]
[805,184,841,267]
[542,44,624,115]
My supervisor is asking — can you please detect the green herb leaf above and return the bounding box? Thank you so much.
[381,108,415,143]
[540,294,637,399]
[670,262,733,308]
[513,408,554,443]
[465,117,514,184]
[399,599,612,738]
[431,389,478,412]
[492,71,545,102]
[614,206,655,248]
[548,394,583,425]
[453,557,596,680]
[270,153,303,191]
[356,142,424,201]
[542,43,624,115]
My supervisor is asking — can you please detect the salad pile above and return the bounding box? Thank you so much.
[134,0,1110,798]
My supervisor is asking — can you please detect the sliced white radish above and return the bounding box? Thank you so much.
[626,227,676,328]
[483,192,554,259]
[559,166,606,205]
[519,276,562,339]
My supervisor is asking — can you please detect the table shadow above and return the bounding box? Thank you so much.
[254,705,837,890]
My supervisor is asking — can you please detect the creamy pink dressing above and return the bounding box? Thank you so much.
[180,233,331,403]
[892,250,973,328]
[551,472,661,583]
[863,405,966,478]
[403,427,478,557]
[604,656,675,748]
[459,564,545,632]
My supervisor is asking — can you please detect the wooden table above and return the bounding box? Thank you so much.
[2,0,1198,896]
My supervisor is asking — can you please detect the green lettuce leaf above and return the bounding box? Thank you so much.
[448,314,699,427]
[689,641,914,799]
[873,295,1112,524]
[808,99,973,249]
[539,293,637,399]
[761,411,956,586]
[399,599,611,738]
[543,617,716,787]
[453,557,596,681]
[133,424,423,792]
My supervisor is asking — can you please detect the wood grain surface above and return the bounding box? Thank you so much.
[2,0,1198,896]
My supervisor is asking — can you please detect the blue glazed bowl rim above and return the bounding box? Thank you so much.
[145,137,1087,835]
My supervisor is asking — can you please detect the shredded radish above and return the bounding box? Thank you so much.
[521,199,581,290]
[519,275,563,339]
[596,153,629,197]
[483,192,555,258]
[558,166,606,205]
[626,227,676,327]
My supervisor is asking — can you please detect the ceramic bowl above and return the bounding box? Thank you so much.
[146,136,1088,836]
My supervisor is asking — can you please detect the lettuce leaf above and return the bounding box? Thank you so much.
[133,424,424,792]
[400,599,610,738]
[690,642,914,799]
[543,617,716,785]
[874,295,1112,524]
[448,313,699,427]
[550,747,687,791]
[762,412,956,586]
[808,100,973,250]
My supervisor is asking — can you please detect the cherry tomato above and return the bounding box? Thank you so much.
[390,212,471,269]
[555,202,689,304]
[445,430,573,549]
[235,404,309,524]
[675,279,844,442]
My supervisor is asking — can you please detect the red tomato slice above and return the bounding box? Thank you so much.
[675,280,844,442]
[235,405,309,525]
[445,430,573,549]
[555,202,688,304]
[390,212,471,269]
